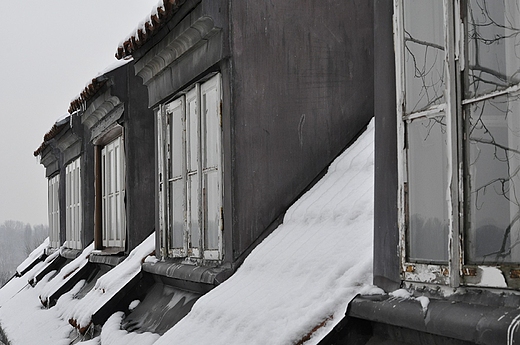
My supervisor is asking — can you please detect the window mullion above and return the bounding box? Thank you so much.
[157,104,169,258]
[196,83,203,255]
[394,0,408,278]
[445,0,461,288]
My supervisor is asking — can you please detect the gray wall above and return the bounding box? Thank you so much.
[87,63,155,254]
[133,0,374,267]
[373,0,400,291]
[229,0,374,260]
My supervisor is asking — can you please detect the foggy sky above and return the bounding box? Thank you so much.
[0,0,159,226]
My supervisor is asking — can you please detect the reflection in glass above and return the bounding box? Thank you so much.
[467,94,520,263]
[466,0,520,98]
[403,0,445,114]
[407,116,449,263]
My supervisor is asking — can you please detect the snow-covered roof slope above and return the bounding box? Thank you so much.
[0,119,377,345]
[0,239,51,306]
[66,234,155,330]
[15,237,49,275]
[152,119,379,345]
[39,243,94,306]
[0,268,72,345]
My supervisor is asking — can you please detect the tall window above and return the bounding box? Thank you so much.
[48,174,60,249]
[157,74,223,260]
[396,0,520,288]
[65,157,82,250]
[101,136,126,248]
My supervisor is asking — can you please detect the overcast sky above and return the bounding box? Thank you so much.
[0,0,159,226]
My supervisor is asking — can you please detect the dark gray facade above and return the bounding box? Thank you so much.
[36,60,155,255]
[372,0,400,292]
[37,114,94,251]
[78,61,155,254]
[128,0,374,277]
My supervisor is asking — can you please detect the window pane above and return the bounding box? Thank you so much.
[466,94,520,263]
[466,0,520,98]
[205,172,220,250]
[403,0,445,114]
[188,175,200,249]
[407,116,449,263]
[101,137,125,247]
[171,180,185,249]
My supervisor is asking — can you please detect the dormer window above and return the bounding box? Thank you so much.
[65,157,82,250]
[48,174,60,249]
[157,74,223,261]
[101,136,126,249]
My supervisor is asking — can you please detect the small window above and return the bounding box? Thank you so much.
[65,157,82,250]
[48,174,60,249]
[157,74,223,260]
[101,136,126,248]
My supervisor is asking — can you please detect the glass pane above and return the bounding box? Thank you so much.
[187,92,198,172]
[171,180,185,249]
[188,175,200,249]
[466,0,520,98]
[466,94,520,263]
[169,99,185,178]
[205,172,220,250]
[407,116,450,263]
[403,0,445,113]
[202,82,220,168]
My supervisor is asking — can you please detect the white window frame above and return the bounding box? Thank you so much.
[48,174,60,249]
[65,157,82,250]
[395,0,520,289]
[101,136,126,248]
[157,73,223,261]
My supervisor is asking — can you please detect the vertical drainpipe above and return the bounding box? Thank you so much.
[94,145,103,250]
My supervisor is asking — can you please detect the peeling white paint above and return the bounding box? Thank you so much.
[479,266,507,288]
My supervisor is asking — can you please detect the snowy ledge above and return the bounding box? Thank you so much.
[142,261,232,293]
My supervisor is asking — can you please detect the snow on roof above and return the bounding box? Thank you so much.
[68,57,133,115]
[0,267,72,345]
[33,121,69,157]
[115,0,186,60]
[39,243,94,306]
[0,257,47,307]
[1,119,378,344]
[66,234,155,330]
[15,237,49,275]
[154,118,379,344]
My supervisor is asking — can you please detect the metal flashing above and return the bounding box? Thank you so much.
[142,261,232,292]
[347,294,520,345]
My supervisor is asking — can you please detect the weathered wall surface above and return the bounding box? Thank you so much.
[230,0,374,260]
[373,0,400,291]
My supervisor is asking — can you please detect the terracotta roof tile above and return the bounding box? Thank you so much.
[116,0,186,60]
[68,77,108,114]
[33,123,68,157]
